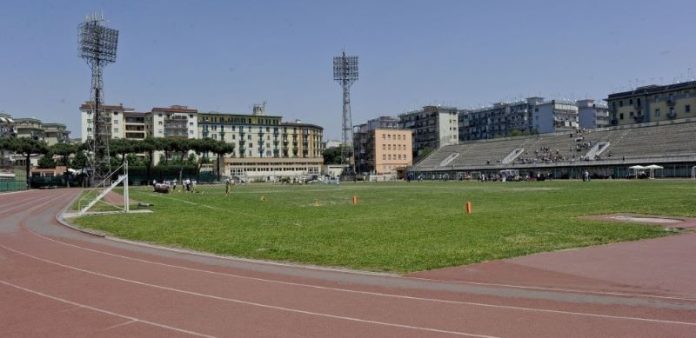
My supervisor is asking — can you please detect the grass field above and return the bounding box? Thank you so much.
[72,180,696,272]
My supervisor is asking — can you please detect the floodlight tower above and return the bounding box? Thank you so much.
[333,51,359,173]
[79,12,119,184]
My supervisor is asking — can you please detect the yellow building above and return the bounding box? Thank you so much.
[199,105,324,180]
[607,81,696,126]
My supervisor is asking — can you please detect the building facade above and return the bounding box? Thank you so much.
[399,106,458,156]
[79,102,324,179]
[532,99,579,134]
[607,81,696,126]
[462,98,539,141]
[0,113,17,139]
[80,103,131,142]
[12,117,71,146]
[14,118,44,141]
[354,117,412,175]
[198,105,323,179]
[460,97,579,141]
[577,99,610,129]
[150,106,198,139]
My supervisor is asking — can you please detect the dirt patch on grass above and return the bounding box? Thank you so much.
[581,213,696,230]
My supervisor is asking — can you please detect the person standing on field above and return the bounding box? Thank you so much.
[225,178,231,196]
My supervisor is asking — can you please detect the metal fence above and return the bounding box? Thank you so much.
[0,180,26,193]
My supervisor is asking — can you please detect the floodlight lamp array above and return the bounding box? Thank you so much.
[333,55,359,82]
[79,20,119,63]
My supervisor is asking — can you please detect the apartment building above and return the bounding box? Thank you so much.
[12,117,71,146]
[399,106,458,156]
[150,105,198,139]
[607,81,696,126]
[198,104,323,179]
[532,99,579,134]
[0,113,16,138]
[80,102,132,142]
[354,117,412,175]
[460,97,579,141]
[79,102,324,178]
[577,99,610,129]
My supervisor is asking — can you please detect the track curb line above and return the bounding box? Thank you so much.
[55,192,106,238]
[54,191,398,277]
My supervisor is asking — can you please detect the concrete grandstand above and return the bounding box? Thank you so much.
[410,118,696,179]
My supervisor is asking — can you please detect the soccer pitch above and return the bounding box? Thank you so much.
[73,180,695,272]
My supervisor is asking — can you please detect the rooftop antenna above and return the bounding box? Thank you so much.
[333,50,359,174]
[79,11,119,185]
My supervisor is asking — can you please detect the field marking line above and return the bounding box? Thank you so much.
[0,280,215,338]
[0,244,498,338]
[143,193,262,219]
[23,231,696,327]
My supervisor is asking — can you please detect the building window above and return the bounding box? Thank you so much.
[655,108,660,117]
[619,113,624,120]
[619,101,623,107]
[686,105,691,113]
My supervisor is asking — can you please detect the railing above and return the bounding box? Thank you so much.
[0,180,25,193]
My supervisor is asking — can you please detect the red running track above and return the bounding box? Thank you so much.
[1,189,695,337]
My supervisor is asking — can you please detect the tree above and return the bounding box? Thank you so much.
[50,143,77,167]
[71,150,89,169]
[211,140,234,181]
[9,138,49,188]
[322,146,352,165]
[37,152,56,168]
[143,137,161,183]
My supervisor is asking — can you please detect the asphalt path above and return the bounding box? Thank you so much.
[1,189,695,337]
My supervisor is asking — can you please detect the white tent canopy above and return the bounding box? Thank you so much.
[629,164,663,179]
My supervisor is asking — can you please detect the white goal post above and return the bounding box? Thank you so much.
[78,160,130,215]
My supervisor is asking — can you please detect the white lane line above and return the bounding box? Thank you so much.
[0,244,498,338]
[0,193,58,215]
[0,280,214,338]
[100,319,137,331]
[29,230,696,327]
[406,276,696,303]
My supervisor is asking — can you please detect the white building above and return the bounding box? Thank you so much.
[531,99,579,134]
[577,99,610,129]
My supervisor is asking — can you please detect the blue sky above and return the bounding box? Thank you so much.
[1,0,695,139]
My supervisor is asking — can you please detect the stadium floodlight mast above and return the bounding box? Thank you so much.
[79,12,119,185]
[333,51,359,174]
